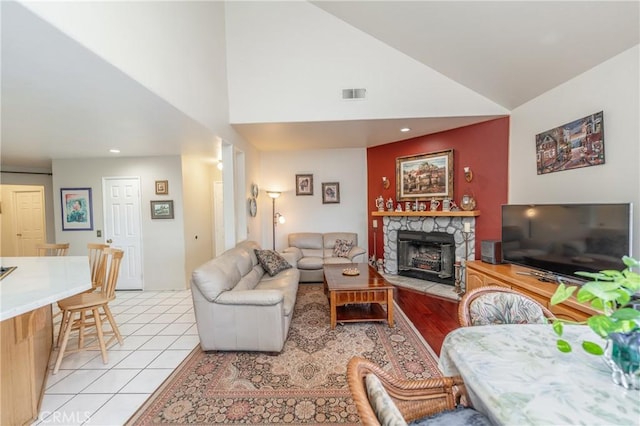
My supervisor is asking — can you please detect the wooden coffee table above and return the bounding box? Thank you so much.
[323,263,395,329]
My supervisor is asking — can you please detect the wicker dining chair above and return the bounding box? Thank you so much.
[458,286,556,327]
[35,242,70,256]
[347,357,490,425]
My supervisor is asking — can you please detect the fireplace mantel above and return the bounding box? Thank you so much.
[372,210,480,217]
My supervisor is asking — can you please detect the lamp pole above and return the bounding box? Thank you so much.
[267,191,281,251]
[272,196,276,250]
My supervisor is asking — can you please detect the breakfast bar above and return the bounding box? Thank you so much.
[0,256,91,425]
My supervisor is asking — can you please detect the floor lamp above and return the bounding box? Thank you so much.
[267,191,285,250]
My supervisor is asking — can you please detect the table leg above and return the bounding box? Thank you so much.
[330,291,337,329]
[387,288,395,327]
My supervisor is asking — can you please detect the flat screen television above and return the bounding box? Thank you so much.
[501,203,632,282]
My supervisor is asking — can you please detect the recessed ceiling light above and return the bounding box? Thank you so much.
[109,149,120,154]
[400,127,411,133]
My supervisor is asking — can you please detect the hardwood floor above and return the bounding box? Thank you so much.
[394,286,460,356]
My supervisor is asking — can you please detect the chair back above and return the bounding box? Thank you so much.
[87,243,110,291]
[99,248,124,300]
[458,286,556,326]
[36,243,70,256]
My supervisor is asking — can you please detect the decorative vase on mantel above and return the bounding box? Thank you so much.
[604,330,640,390]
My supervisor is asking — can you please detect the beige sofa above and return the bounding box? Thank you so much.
[190,240,300,352]
[283,232,366,282]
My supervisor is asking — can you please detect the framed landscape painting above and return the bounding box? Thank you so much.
[61,188,93,230]
[536,111,604,175]
[396,149,453,201]
[150,200,174,219]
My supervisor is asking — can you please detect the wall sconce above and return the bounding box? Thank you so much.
[464,166,473,182]
[267,191,285,250]
[382,176,390,189]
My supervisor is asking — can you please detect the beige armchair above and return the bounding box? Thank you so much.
[284,232,366,282]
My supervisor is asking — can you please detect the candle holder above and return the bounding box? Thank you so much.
[454,261,464,295]
[462,229,473,261]
[456,229,473,295]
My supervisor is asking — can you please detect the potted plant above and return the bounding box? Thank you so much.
[550,255,640,389]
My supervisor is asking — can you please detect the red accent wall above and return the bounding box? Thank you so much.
[367,117,510,259]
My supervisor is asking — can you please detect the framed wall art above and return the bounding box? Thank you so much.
[61,188,93,230]
[155,180,169,195]
[322,182,340,204]
[396,149,454,201]
[535,111,604,175]
[150,200,174,219]
[295,174,313,196]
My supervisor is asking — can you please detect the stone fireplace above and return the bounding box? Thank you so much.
[377,213,477,287]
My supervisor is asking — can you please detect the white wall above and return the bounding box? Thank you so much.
[225,1,507,124]
[182,155,220,285]
[259,148,368,252]
[509,45,640,258]
[21,1,230,132]
[52,156,186,290]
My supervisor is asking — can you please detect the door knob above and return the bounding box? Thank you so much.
[106,239,113,243]
[16,233,22,237]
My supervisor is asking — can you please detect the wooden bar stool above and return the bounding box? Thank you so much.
[87,243,110,292]
[35,243,70,256]
[53,248,124,374]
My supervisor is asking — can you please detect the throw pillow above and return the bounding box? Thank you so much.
[365,373,407,426]
[333,239,354,258]
[254,249,292,277]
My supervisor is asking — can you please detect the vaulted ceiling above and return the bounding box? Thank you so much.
[1,1,638,170]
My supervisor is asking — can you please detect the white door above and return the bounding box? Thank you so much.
[103,177,143,290]
[13,190,46,256]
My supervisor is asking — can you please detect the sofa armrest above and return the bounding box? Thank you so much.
[348,246,367,262]
[283,247,303,262]
[215,289,284,306]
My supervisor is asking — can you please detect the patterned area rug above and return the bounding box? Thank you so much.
[127,284,441,425]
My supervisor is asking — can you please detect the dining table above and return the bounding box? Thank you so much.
[438,324,640,425]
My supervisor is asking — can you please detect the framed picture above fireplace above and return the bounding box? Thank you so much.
[396,149,454,201]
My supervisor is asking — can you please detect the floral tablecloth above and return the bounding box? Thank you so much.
[439,324,640,425]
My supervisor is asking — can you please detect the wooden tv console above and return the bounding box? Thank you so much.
[465,261,597,322]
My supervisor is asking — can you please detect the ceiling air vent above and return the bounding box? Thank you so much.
[342,88,366,100]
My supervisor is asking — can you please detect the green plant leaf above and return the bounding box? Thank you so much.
[557,339,572,353]
[552,320,564,337]
[587,315,618,337]
[582,341,604,355]
[622,256,640,268]
[610,308,640,321]
[551,283,576,305]
[575,271,613,281]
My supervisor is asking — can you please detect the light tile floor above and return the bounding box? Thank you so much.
[35,289,198,425]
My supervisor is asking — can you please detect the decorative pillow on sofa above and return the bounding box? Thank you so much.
[254,249,292,277]
[333,239,354,258]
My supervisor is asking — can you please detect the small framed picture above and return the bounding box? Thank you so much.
[150,200,174,219]
[296,174,313,196]
[61,188,93,230]
[322,182,340,204]
[155,180,169,195]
